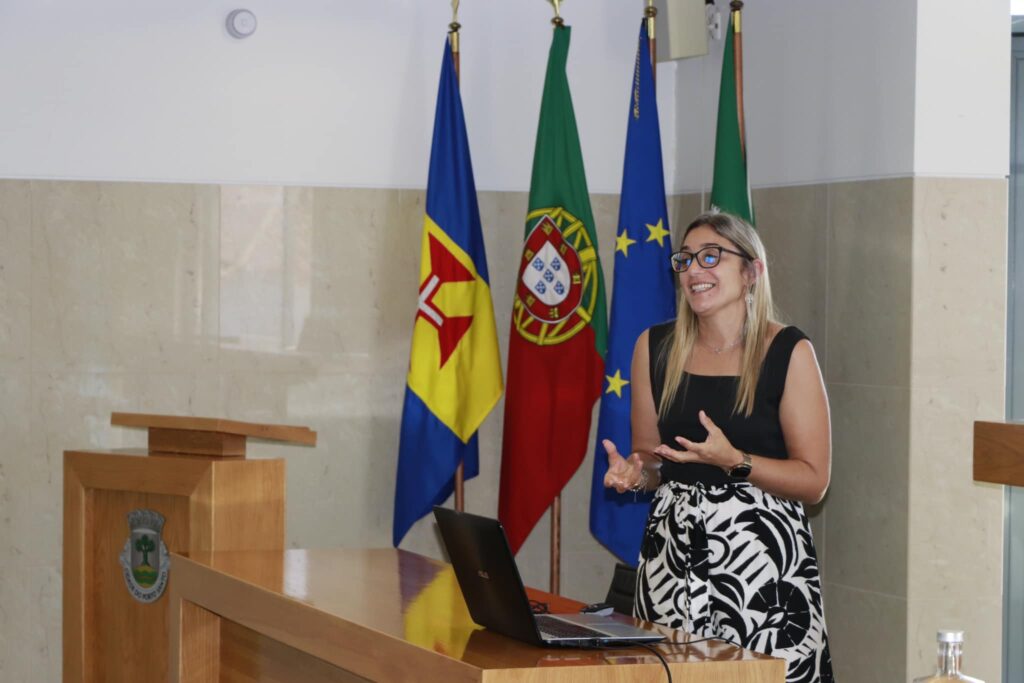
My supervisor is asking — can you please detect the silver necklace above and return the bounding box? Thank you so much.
[697,335,743,354]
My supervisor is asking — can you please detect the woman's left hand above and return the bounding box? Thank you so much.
[653,410,743,472]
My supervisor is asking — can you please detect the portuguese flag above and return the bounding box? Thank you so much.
[498,25,608,555]
[710,8,754,225]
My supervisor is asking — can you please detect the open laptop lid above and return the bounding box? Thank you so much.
[434,507,666,647]
[432,506,544,646]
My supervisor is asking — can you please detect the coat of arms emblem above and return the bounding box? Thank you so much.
[513,207,601,346]
[119,508,170,603]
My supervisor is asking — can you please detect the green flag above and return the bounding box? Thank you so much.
[498,25,608,554]
[710,13,754,225]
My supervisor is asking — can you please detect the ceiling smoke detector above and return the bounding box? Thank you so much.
[226,9,258,39]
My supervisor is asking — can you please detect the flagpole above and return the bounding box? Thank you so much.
[449,0,466,515]
[645,0,657,82]
[546,0,563,595]
[730,0,746,154]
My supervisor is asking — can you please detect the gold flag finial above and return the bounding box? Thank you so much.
[449,0,461,53]
[549,0,564,27]
[645,0,657,41]
[730,0,743,33]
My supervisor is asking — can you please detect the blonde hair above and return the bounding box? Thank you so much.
[656,212,777,418]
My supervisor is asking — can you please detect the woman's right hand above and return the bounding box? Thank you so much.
[602,439,644,493]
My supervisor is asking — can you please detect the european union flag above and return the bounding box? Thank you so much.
[589,22,676,564]
[393,38,503,547]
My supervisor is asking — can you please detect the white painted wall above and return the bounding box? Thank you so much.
[914,0,1010,177]
[0,1,677,194]
[673,0,920,193]
[0,1,1009,192]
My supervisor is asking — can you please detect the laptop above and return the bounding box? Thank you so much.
[432,506,665,648]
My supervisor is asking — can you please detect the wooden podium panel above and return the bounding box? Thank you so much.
[63,450,285,683]
[974,420,1024,486]
[169,548,785,683]
[110,412,317,456]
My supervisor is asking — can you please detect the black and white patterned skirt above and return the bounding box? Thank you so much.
[635,481,834,683]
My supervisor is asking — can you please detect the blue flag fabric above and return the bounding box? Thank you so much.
[393,39,503,547]
[589,22,677,565]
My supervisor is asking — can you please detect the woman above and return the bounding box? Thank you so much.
[603,212,834,683]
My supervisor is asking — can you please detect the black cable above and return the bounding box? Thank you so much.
[575,635,737,682]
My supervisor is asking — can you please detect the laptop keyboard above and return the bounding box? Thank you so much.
[535,615,607,640]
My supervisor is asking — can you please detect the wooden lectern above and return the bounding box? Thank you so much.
[63,412,316,683]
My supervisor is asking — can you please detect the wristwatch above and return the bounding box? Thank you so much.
[727,451,753,480]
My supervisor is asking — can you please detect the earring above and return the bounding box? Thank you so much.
[745,292,754,306]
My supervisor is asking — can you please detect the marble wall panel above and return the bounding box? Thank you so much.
[904,381,1003,681]
[218,185,313,360]
[826,178,913,387]
[0,174,1009,683]
[668,192,705,244]
[906,176,1006,683]
[907,388,1003,600]
[30,181,221,374]
[590,192,622,252]
[0,565,61,683]
[0,181,31,368]
[824,382,910,597]
[223,368,396,550]
[754,183,829,361]
[0,371,32,568]
[909,177,1006,390]
[818,179,914,683]
[824,582,907,683]
[217,186,424,377]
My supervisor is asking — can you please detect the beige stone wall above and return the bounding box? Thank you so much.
[0,179,632,680]
[907,177,1006,681]
[0,177,1006,681]
[751,177,1005,683]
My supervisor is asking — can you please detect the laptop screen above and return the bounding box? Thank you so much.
[432,506,543,645]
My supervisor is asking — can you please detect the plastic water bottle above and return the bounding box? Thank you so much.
[912,630,984,682]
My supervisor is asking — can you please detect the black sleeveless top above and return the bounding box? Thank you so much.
[648,322,809,486]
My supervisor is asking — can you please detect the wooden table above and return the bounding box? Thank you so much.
[169,548,784,682]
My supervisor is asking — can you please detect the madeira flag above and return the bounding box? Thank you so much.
[498,25,608,555]
[393,38,503,547]
[589,21,676,565]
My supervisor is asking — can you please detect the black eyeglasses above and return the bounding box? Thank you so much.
[670,245,751,273]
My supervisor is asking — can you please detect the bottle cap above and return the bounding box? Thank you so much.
[937,630,964,643]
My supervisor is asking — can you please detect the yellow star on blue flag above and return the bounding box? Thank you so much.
[605,369,629,398]
[602,370,626,397]
[645,218,670,247]
[615,229,637,257]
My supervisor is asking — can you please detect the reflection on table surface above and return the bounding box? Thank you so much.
[177,547,770,669]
